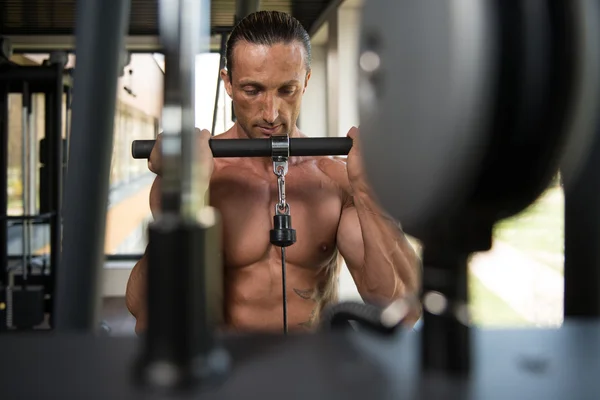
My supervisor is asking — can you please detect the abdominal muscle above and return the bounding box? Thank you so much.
[210,153,346,333]
[223,252,338,333]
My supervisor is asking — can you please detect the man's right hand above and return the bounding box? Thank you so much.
[148,128,213,218]
[148,128,213,176]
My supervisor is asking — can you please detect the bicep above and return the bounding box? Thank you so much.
[126,253,148,319]
[126,255,149,335]
[150,176,161,219]
[336,206,365,271]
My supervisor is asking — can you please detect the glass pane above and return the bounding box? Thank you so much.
[104,53,160,257]
[106,53,235,258]
[33,94,46,214]
[7,94,23,216]
[194,53,235,134]
[336,180,565,330]
[7,92,51,280]
[471,180,564,328]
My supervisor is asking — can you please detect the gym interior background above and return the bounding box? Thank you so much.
[2,0,564,335]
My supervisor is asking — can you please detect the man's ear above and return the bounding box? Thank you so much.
[221,69,233,97]
[303,70,312,94]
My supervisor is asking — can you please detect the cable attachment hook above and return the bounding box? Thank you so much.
[274,162,289,216]
[270,135,296,247]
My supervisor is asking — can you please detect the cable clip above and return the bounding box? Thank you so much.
[271,135,290,215]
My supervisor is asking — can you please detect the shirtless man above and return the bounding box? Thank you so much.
[126,10,420,333]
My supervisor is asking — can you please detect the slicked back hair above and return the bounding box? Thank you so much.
[225,11,312,78]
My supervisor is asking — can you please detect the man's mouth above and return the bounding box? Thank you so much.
[257,125,282,136]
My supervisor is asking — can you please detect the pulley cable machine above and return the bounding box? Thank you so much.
[0,49,71,331]
[2,0,600,399]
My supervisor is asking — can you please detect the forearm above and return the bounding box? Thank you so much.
[352,190,420,306]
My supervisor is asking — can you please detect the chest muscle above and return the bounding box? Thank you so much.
[209,164,342,270]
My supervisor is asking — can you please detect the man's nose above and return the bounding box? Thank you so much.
[261,94,279,124]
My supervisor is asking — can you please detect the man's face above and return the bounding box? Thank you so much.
[222,40,311,138]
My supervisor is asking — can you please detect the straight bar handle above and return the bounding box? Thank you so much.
[132,137,353,159]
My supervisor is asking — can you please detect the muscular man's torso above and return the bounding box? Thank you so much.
[210,137,348,332]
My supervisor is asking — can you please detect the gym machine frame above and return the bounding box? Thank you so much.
[2,0,600,399]
[0,61,72,330]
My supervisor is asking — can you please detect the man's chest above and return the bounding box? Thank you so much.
[208,163,344,269]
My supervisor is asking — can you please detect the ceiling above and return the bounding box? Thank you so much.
[0,0,340,52]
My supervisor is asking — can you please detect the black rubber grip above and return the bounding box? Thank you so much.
[131,137,353,159]
[131,140,156,159]
[290,137,353,156]
[319,301,404,335]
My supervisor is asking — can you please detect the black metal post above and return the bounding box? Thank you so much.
[211,33,227,136]
[55,0,131,332]
[0,67,59,84]
[40,87,54,216]
[64,88,72,164]
[420,225,474,375]
[235,0,261,21]
[0,85,7,287]
[21,81,30,283]
[230,0,260,126]
[564,123,600,317]
[44,64,64,326]
[135,0,229,390]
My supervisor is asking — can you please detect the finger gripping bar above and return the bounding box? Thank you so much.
[131,137,353,159]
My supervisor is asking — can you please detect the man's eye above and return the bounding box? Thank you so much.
[244,90,258,96]
[280,89,295,95]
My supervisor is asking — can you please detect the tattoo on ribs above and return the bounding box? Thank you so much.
[294,288,318,328]
[293,288,314,300]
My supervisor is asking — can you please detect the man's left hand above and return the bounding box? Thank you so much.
[346,126,370,194]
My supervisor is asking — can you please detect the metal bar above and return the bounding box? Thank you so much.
[8,253,142,261]
[306,0,345,36]
[39,101,52,216]
[421,243,470,373]
[211,33,227,136]
[137,0,226,389]
[159,0,208,218]
[326,12,339,138]
[0,66,60,83]
[564,124,600,317]
[0,66,73,97]
[0,85,8,288]
[27,93,37,280]
[7,255,48,261]
[21,82,30,282]
[64,89,72,164]
[158,4,184,214]
[6,35,159,52]
[212,26,234,34]
[48,62,65,327]
[55,0,132,332]
[132,137,354,159]
[104,254,144,261]
[2,212,54,222]
[41,68,58,323]
[235,0,261,21]
[6,30,232,52]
